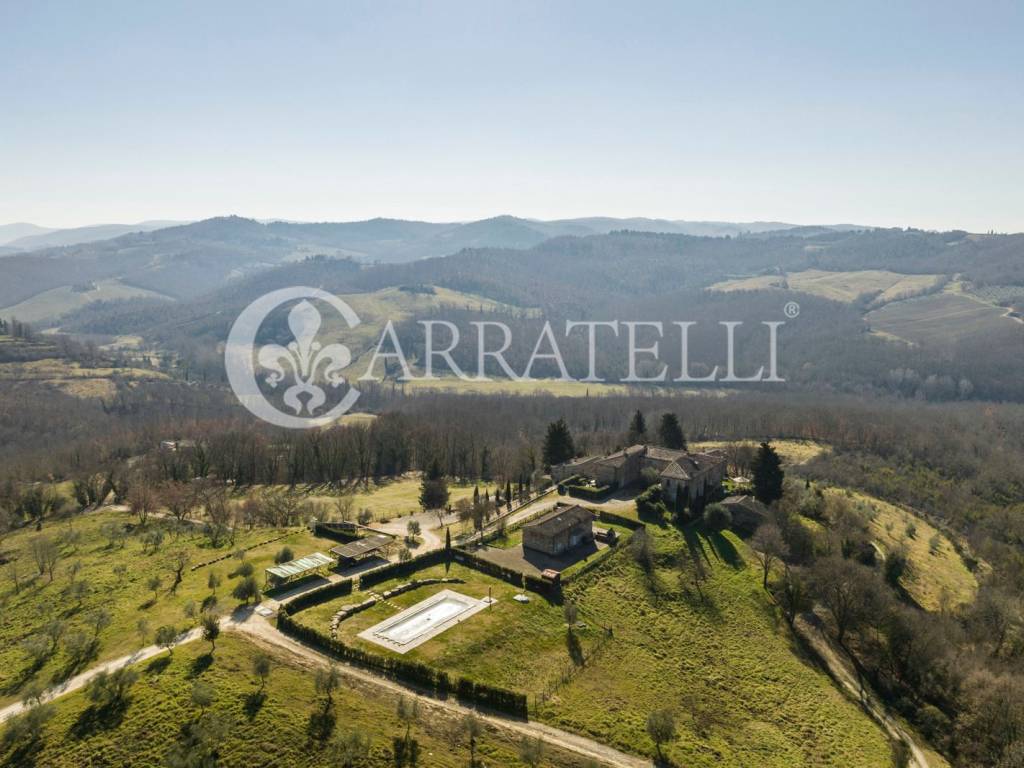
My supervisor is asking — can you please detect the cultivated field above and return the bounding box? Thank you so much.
[322,286,523,376]
[401,377,633,397]
[0,509,339,707]
[866,290,1018,346]
[710,269,945,305]
[0,356,168,398]
[0,279,172,326]
[0,633,591,768]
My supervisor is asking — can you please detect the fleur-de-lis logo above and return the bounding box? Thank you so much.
[225,287,362,429]
[257,300,352,415]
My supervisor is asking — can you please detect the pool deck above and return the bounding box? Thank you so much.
[357,588,496,654]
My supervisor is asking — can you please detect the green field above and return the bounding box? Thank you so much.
[0,633,591,768]
[0,279,172,326]
[296,562,597,698]
[710,269,944,305]
[543,525,894,766]
[294,526,894,766]
[312,477,479,522]
[0,509,339,706]
[866,289,1018,346]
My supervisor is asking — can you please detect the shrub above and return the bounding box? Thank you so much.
[635,484,666,519]
[274,546,294,564]
[702,503,732,532]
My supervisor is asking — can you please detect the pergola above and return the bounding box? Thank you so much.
[330,534,394,567]
[264,551,336,589]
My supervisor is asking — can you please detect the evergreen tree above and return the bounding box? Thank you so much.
[542,418,575,468]
[628,409,647,444]
[505,480,512,506]
[444,527,451,559]
[658,413,686,450]
[473,485,480,506]
[751,441,784,505]
[419,458,450,511]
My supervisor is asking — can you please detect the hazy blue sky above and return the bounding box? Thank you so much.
[2,1,1021,231]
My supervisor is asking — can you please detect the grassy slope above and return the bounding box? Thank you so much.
[0,509,338,706]
[547,524,894,767]
[865,284,1017,346]
[0,279,172,326]
[824,489,977,611]
[297,526,893,766]
[710,269,943,305]
[0,633,590,768]
[297,562,594,698]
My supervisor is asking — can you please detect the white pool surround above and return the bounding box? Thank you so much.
[358,589,494,654]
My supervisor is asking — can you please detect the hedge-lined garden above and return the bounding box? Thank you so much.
[278,606,528,718]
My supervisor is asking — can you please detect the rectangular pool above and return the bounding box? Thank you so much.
[358,589,493,654]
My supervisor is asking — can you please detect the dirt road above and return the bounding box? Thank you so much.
[1,607,650,767]
[794,614,935,768]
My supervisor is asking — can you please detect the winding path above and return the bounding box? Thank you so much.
[0,607,650,768]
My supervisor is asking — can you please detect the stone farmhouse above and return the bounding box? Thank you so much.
[522,504,595,556]
[552,444,727,505]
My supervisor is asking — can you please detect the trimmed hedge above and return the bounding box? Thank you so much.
[312,521,361,543]
[277,611,526,717]
[595,509,644,530]
[565,483,615,501]
[451,549,558,597]
[284,577,353,612]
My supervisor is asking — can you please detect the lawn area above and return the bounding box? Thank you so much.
[295,562,596,698]
[541,524,895,767]
[0,633,592,768]
[0,508,338,706]
[824,488,978,611]
[328,477,479,522]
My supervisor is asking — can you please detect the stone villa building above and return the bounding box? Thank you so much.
[522,504,595,556]
[551,444,727,505]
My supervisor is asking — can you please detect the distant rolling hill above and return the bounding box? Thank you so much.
[2,220,187,251]
[0,222,56,246]
[0,214,863,311]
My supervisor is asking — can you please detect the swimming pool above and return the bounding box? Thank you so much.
[358,589,493,653]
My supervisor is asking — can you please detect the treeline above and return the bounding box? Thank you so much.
[752,481,1024,768]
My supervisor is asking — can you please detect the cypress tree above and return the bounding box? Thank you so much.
[751,442,784,505]
[658,413,686,450]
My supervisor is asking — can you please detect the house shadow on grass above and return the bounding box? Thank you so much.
[706,531,743,569]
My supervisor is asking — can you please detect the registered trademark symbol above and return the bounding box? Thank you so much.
[784,301,801,319]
